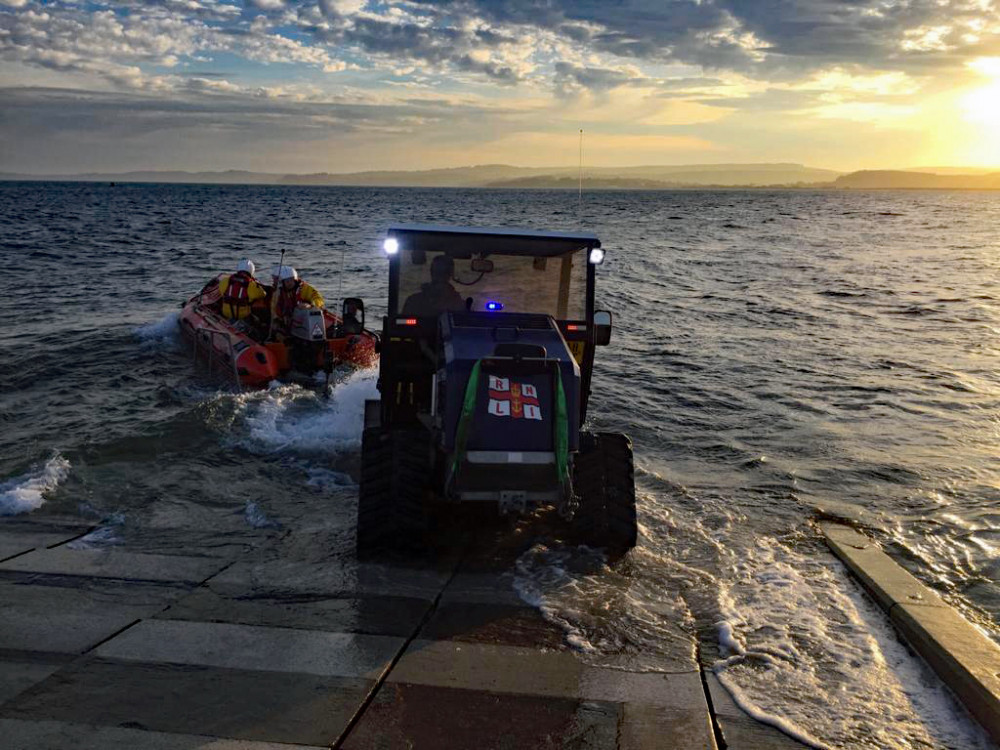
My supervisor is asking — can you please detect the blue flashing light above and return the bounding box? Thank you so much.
[485,300,504,312]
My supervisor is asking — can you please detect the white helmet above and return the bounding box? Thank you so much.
[236,258,255,275]
[278,266,298,281]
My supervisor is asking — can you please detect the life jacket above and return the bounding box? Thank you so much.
[275,282,302,322]
[223,272,253,313]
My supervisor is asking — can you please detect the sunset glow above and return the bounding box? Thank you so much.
[2,1,1000,173]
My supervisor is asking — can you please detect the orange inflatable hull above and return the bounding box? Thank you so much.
[177,287,377,388]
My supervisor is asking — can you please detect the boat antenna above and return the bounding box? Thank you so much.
[267,248,286,341]
[335,241,347,314]
[578,128,584,225]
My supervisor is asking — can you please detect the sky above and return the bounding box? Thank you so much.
[2,0,1000,174]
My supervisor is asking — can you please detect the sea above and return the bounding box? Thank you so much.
[3,181,1000,749]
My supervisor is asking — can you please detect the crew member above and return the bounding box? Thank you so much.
[271,266,325,335]
[219,259,267,321]
[402,254,465,316]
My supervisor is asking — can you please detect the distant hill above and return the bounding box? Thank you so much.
[484,176,684,189]
[284,163,842,187]
[0,169,285,184]
[834,170,1000,189]
[0,162,840,188]
[901,166,1000,175]
[6,163,1000,189]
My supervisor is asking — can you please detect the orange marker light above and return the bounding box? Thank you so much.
[397,318,418,326]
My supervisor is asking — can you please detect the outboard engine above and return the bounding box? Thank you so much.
[438,311,580,513]
[290,307,327,342]
[287,307,328,374]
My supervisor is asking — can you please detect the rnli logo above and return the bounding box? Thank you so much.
[487,376,542,420]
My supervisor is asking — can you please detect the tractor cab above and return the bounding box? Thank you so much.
[360,224,635,557]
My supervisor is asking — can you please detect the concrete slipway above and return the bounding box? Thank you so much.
[0,508,819,750]
[822,523,1000,747]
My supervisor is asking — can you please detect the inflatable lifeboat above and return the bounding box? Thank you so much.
[177,277,378,389]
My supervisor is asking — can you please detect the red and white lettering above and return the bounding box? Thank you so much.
[488,398,511,417]
[488,376,509,392]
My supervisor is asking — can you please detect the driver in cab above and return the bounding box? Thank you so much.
[402,254,466,317]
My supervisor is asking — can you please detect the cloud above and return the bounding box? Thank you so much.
[400,0,1000,75]
[2,0,999,173]
[247,0,285,10]
[552,62,643,94]
[0,1,351,90]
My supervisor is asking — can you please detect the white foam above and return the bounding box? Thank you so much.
[711,535,996,749]
[134,311,182,349]
[66,525,122,550]
[0,454,70,516]
[243,500,281,529]
[512,476,995,749]
[305,467,354,490]
[237,368,378,454]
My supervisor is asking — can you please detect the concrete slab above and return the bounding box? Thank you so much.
[0,517,93,532]
[0,719,326,750]
[156,587,431,637]
[388,639,706,707]
[421,601,569,649]
[0,530,89,561]
[0,548,227,584]
[0,581,186,654]
[822,522,1000,745]
[0,660,64,706]
[95,619,403,679]
[621,702,717,750]
[439,572,526,606]
[703,672,813,749]
[342,682,621,750]
[892,601,1000,743]
[210,559,452,599]
[2,659,371,747]
[820,522,938,611]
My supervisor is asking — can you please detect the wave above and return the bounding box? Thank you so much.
[238,368,379,454]
[134,311,182,349]
[66,524,123,549]
[0,453,70,516]
[243,500,282,530]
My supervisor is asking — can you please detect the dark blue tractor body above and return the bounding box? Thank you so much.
[357,224,636,556]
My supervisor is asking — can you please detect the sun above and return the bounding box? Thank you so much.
[962,83,1000,125]
[957,58,1000,165]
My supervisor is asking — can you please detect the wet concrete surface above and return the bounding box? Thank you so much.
[0,510,809,749]
[823,523,1000,746]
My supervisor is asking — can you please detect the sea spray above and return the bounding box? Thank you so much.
[0,453,70,516]
[134,311,182,350]
[238,368,379,454]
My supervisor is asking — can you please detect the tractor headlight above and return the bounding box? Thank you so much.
[589,247,605,265]
[383,238,399,255]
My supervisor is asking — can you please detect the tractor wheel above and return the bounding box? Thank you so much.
[356,427,432,558]
[573,432,638,558]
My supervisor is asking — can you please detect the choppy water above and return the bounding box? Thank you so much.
[3,181,1000,749]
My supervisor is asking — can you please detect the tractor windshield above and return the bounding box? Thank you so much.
[398,247,588,320]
